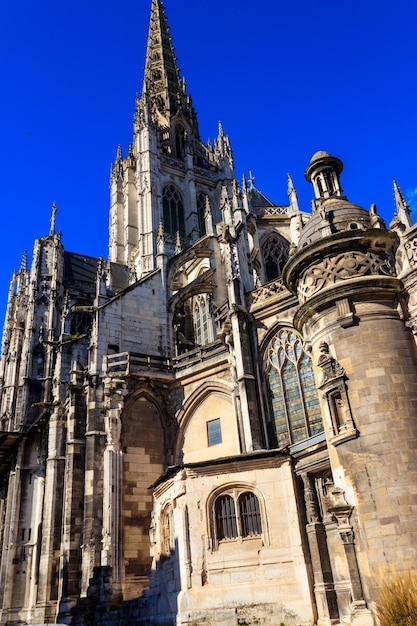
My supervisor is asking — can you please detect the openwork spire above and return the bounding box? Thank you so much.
[143,0,183,118]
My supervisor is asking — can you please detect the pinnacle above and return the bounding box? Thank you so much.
[50,202,58,235]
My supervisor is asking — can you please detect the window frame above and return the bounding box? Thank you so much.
[261,233,290,283]
[207,417,222,447]
[265,327,323,449]
[209,487,266,550]
[162,184,185,236]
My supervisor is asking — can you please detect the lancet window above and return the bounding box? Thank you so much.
[163,184,185,236]
[174,124,186,158]
[262,233,289,282]
[161,503,174,556]
[194,294,213,346]
[196,193,207,236]
[266,328,323,448]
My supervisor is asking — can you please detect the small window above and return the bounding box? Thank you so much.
[239,492,262,537]
[215,495,237,540]
[161,504,173,556]
[207,418,222,446]
[212,489,263,546]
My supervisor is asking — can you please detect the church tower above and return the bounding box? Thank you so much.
[109,0,234,277]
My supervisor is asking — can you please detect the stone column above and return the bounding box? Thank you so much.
[327,490,372,625]
[102,410,122,591]
[301,473,339,626]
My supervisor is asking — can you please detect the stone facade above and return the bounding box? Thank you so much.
[0,2,416,625]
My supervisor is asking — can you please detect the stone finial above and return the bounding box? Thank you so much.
[317,341,344,383]
[175,231,182,255]
[50,202,57,235]
[369,203,386,229]
[157,221,166,255]
[20,250,27,273]
[287,173,300,215]
[248,171,255,190]
[242,173,248,195]
[393,180,413,228]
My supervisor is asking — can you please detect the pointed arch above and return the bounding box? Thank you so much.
[174,123,186,158]
[121,387,168,597]
[193,293,214,346]
[261,232,290,282]
[174,381,235,464]
[196,192,208,236]
[264,327,323,448]
[162,184,185,236]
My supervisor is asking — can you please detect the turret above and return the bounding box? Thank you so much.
[284,152,417,609]
[305,150,344,207]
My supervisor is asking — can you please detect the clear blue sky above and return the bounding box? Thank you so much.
[1,0,416,324]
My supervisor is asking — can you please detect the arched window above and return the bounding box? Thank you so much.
[161,503,173,556]
[196,193,207,236]
[175,124,186,158]
[213,489,263,545]
[262,234,289,282]
[32,344,45,378]
[163,185,185,236]
[215,495,237,540]
[239,492,262,537]
[194,295,213,346]
[266,328,323,448]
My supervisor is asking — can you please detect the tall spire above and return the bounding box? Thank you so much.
[143,0,183,119]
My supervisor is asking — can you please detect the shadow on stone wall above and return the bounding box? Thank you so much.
[67,539,181,626]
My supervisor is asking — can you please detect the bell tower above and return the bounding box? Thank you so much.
[109,0,235,279]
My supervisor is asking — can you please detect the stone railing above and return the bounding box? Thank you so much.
[248,278,292,309]
[104,352,172,376]
[173,340,226,372]
[263,206,288,216]
[104,342,227,377]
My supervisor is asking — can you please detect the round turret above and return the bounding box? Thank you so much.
[305,150,344,200]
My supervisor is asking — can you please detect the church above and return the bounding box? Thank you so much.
[0,1,416,624]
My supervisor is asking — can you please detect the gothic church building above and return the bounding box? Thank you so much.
[0,1,417,624]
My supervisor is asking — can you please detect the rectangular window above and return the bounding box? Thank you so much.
[207,418,222,446]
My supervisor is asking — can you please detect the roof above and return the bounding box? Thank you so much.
[64,252,99,284]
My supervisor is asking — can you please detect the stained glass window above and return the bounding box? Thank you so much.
[266,328,323,447]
